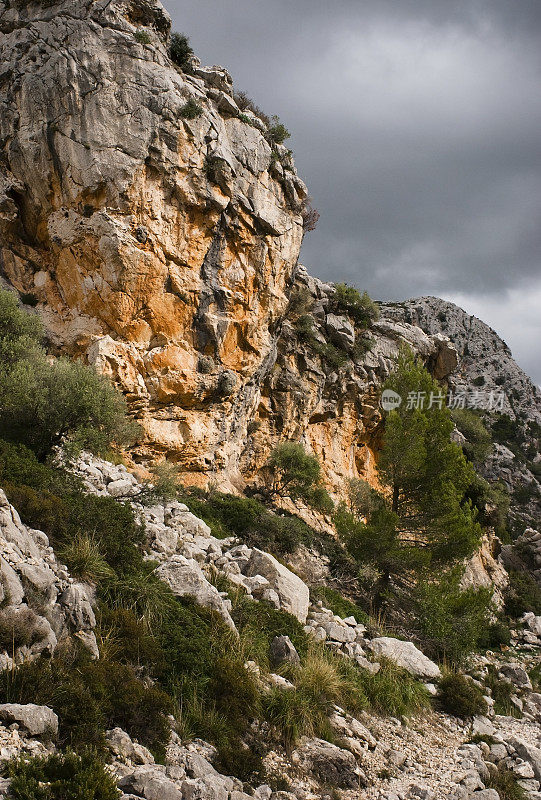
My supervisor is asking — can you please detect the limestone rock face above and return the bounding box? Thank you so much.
[460,531,509,608]
[0,0,305,485]
[0,0,467,503]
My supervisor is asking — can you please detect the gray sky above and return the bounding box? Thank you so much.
[165,0,541,384]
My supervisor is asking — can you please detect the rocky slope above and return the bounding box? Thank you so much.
[0,453,540,800]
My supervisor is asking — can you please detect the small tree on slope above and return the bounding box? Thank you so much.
[338,348,482,608]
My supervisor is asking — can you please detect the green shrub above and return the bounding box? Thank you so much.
[96,606,162,668]
[356,657,430,718]
[4,484,145,577]
[484,666,520,717]
[477,619,511,651]
[233,91,271,127]
[295,314,315,342]
[312,340,349,370]
[100,562,177,626]
[265,646,358,748]
[5,749,119,800]
[505,569,541,616]
[180,98,203,119]
[332,284,379,327]
[0,648,173,759]
[415,574,493,665]
[0,289,139,460]
[265,442,325,506]
[451,409,492,464]
[169,32,193,70]
[529,662,541,692]
[485,764,528,800]
[0,606,50,651]
[437,673,488,718]
[0,288,43,366]
[513,480,539,505]
[267,116,290,145]
[232,595,310,668]
[59,535,115,584]
[134,29,151,44]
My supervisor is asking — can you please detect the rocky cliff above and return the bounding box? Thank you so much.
[0,0,472,500]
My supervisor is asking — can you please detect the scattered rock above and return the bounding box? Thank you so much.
[0,704,58,737]
[367,637,441,679]
[269,635,300,668]
[245,549,310,623]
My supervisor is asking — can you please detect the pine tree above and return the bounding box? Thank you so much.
[339,348,482,608]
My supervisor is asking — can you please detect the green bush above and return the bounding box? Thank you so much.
[233,91,271,127]
[59,535,115,583]
[356,657,430,718]
[513,480,539,505]
[332,284,379,327]
[437,673,488,718]
[415,575,494,664]
[312,340,349,370]
[265,646,360,748]
[232,595,310,668]
[505,569,541,616]
[5,483,145,578]
[0,648,173,759]
[0,606,50,651]
[169,32,193,70]
[451,409,492,464]
[180,98,203,119]
[0,289,139,460]
[267,116,290,145]
[5,749,119,800]
[529,662,541,692]
[265,442,331,509]
[477,619,511,651]
[485,764,528,800]
[484,666,520,717]
[134,29,151,44]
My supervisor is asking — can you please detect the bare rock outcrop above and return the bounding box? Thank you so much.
[0,489,97,669]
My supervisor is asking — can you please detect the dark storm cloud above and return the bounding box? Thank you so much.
[164,0,541,382]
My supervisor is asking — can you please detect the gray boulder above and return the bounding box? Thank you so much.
[367,637,441,679]
[269,635,300,668]
[244,549,310,623]
[508,737,541,781]
[321,620,356,643]
[182,775,229,800]
[0,703,58,736]
[59,583,96,630]
[292,737,364,789]
[106,727,155,765]
[119,766,183,800]
[498,663,532,690]
[156,556,235,630]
